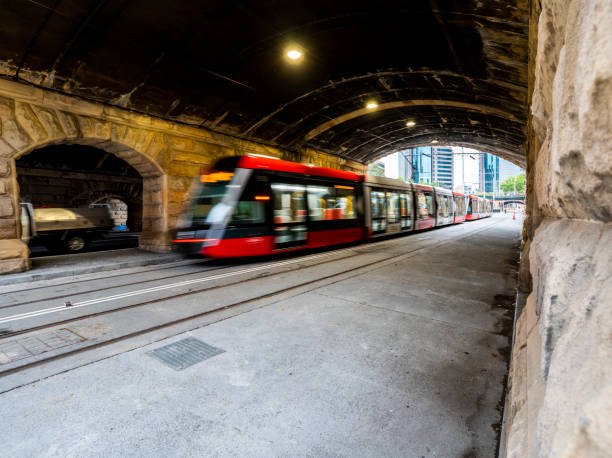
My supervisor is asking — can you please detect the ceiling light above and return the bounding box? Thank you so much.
[287,49,302,60]
[406,121,416,127]
[366,101,379,109]
[431,139,439,144]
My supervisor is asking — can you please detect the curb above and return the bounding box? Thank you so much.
[0,255,200,286]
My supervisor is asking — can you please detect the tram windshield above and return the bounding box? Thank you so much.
[193,181,230,224]
[192,171,235,224]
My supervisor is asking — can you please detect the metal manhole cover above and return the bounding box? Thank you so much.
[147,337,224,371]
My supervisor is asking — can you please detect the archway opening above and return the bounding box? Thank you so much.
[16,144,143,254]
[369,146,525,202]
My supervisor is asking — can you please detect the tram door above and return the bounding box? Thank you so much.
[370,189,387,234]
[271,183,307,250]
[386,191,401,234]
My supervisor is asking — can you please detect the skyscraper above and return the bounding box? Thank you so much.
[408,147,433,184]
[479,152,500,192]
[431,147,454,189]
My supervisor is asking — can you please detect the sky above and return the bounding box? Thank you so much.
[452,147,480,192]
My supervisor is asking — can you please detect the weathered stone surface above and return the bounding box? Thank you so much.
[0,238,28,261]
[31,106,66,139]
[0,257,30,274]
[0,218,17,239]
[0,97,32,152]
[0,158,9,177]
[504,1,612,456]
[532,0,612,222]
[14,101,48,144]
[505,294,547,457]
[529,219,612,457]
[0,195,14,217]
[54,110,79,138]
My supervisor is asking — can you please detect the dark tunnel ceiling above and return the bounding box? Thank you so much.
[0,1,529,165]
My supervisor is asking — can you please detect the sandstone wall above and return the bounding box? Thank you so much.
[0,79,365,274]
[505,0,612,455]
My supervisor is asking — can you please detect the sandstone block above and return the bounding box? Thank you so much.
[76,115,95,138]
[55,110,79,137]
[31,106,66,139]
[530,219,612,457]
[93,119,111,139]
[144,133,168,161]
[0,238,28,260]
[174,151,212,164]
[0,257,30,274]
[0,196,13,217]
[15,101,48,143]
[0,97,33,151]
[0,159,9,177]
[0,218,17,238]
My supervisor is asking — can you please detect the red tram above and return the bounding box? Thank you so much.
[466,194,493,220]
[173,156,487,258]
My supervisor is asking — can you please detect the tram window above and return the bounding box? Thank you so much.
[417,192,434,219]
[308,185,356,221]
[271,183,306,223]
[400,193,412,229]
[370,190,386,232]
[387,192,399,223]
[436,194,446,218]
[455,196,465,214]
[446,196,453,216]
[371,191,385,219]
[467,199,473,214]
[335,187,356,219]
[230,201,265,224]
[227,178,268,225]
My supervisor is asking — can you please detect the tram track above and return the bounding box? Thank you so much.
[0,260,217,309]
[0,219,502,380]
[0,248,366,337]
[0,229,414,310]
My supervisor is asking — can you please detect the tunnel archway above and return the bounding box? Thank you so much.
[8,138,166,257]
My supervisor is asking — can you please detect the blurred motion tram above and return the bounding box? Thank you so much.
[174,156,491,258]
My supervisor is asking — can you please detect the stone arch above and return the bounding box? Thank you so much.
[16,138,165,240]
[0,127,169,272]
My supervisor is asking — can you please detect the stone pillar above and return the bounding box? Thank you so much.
[504,0,612,455]
[139,174,170,252]
[0,158,30,273]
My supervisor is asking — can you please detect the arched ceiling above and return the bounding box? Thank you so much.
[0,0,529,166]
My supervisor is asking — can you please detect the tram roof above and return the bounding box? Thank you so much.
[237,155,361,182]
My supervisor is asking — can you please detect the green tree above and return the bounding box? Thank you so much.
[500,173,525,193]
[515,174,525,193]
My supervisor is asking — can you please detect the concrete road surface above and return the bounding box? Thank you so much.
[0,215,522,457]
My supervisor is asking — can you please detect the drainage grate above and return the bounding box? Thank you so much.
[147,337,225,371]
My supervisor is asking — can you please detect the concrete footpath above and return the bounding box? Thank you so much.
[0,215,522,457]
